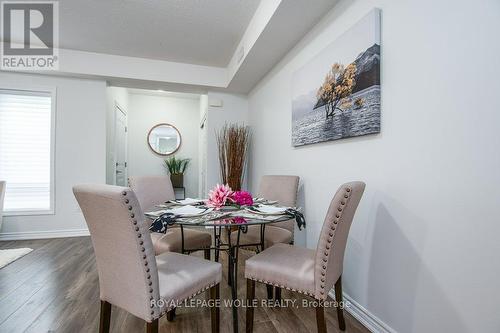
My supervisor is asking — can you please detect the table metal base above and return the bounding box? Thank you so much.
[180,224,266,333]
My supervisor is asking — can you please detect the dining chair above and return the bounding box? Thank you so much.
[230,175,299,298]
[0,181,5,232]
[128,176,212,259]
[245,181,365,333]
[73,184,221,333]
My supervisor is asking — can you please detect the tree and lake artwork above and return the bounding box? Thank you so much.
[292,9,381,147]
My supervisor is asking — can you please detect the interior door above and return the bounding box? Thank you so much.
[114,104,128,186]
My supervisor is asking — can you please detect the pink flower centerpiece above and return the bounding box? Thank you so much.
[206,185,254,210]
[230,191,254,207]
[206,184,233,209]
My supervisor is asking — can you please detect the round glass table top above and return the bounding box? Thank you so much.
[145,205,292,227]
[173,214,291,227]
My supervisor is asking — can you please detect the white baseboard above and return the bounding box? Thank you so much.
[329,290,396,333]
[0,228,90,241]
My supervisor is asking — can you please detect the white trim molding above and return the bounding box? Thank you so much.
[329,290,396,333]
[0,228,90,241]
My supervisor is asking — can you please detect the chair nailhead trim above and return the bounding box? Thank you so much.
[125,190,160,320]
[158,282,219,315]
[247,277,315,297]
[316,186,352,297]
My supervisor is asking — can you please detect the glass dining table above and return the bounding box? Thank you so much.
[146,207,291,333]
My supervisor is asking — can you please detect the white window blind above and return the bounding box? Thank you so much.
[0,89,54,213]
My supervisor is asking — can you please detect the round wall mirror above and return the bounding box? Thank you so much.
[147,123,181,156]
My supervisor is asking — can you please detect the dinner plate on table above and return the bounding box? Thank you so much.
[253,198,278,205]
[244,204,288,216]
[168,198,205,206]
[146,205,213,218]
[168,205,213,217]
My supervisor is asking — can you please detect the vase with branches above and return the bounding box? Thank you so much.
[164,156,190,188]
[216,123,250,191]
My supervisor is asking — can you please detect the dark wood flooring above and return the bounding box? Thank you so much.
[0,237,369,333]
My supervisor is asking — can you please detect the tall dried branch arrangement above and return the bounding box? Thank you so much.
[216,123,250,191]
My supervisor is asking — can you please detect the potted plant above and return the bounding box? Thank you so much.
[164,156,190,188]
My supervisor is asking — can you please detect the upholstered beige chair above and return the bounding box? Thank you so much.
[0,181,5,232]
[245,181,365,333]
[230,175,299,298]
[230,175,299,249]
[73,184,221,333]
[128,176,212,258]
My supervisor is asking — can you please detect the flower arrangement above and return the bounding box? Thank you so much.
[231,190,253,206]
[206,184,233,209]
[206,184,254,210]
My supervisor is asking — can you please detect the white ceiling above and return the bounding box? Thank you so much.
[13,0,340,93]
[59,0,261,67]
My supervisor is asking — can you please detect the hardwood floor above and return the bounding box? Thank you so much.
[0,237,369,333]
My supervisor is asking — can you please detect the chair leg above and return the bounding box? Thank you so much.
[146,319,159,333]
[204,248,211,260]
[166,308,176,321]
[315,301,327,333]
[274,286,281,304]
[246,279,256,333]
[99,300,111,333]
[266,284,273,300]
[210,284,220,333]
[335,276,346,331]
[227,247,233,286]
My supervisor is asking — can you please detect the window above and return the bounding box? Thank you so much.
[0,89,55,214]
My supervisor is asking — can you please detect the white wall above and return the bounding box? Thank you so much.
[127,92,201,198]
[106,86,129,185]
[247,0,500,332]
[199,94,208,197]
[205,92,249,191]
[0,72,106,238]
